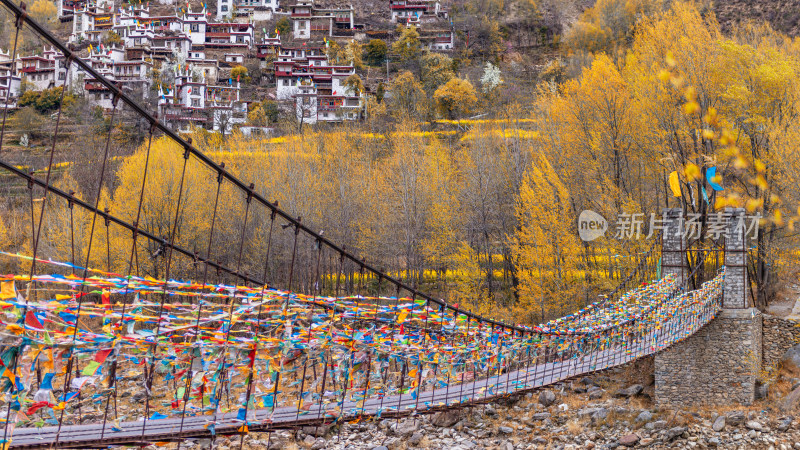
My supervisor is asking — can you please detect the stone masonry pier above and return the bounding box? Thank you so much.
[655,308,762,406]
[655,208,763,406]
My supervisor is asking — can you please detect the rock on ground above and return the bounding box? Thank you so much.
[726,410,745,425]
[782,385,800,412]
[783,344,800,368]
[538,389,556,406]
[431,410,461,427]
[712,415,726,431]
[618,433,640,447]
[615,384,643,398]
[663,426,687,441]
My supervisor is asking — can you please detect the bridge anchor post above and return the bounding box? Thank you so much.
[655,208,762,406]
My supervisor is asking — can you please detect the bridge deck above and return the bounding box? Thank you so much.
[9,318,708,449]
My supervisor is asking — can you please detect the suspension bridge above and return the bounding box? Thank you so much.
[0,1,745,448]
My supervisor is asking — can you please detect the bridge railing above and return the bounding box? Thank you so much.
[0,243,725,448]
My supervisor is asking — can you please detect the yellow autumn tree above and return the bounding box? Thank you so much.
[550,54,641,207]
[419,139,461,287]
[388,71,427,119]
[511,154,582,323]
[622,2,800,306]
[391,26,422,62]
[29,0,57,24]
[0,212,9,253]
[101,137,230,279]
[433,78,477,119]
[565,0,668,57]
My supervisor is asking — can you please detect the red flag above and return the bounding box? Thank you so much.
[101,291,110,308]
[25,311,44,330]
[27,401,54,415]
[237,74,240,82]
[94,348,113,364]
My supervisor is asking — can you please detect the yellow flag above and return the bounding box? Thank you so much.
[0,281,14,300]
[668,171,682,197]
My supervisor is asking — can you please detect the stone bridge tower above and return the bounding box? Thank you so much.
[654,208,762,406]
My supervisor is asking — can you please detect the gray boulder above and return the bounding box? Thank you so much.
[783,344,800,369]
[635,411,653,423]
[538,390,556,407]
[662,426,687,441]
[615,384,643,398]
[391,419,418,436]
[726,410,745,425]
[530,412,551,421]
[783,385,800,412]
[618,434,640,447]
[588,389,605,400]
[431,410,462,428]
[712,415,725,432]
[645,420,667,430]
[777,417,793,432]
[302,425,330,437]
[578,407,607,419]
[745,420,763,431]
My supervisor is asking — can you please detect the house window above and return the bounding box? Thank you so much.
[221,5,228,11]
[192,98,200,107]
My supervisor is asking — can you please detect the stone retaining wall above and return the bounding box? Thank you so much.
[655,308,762,406]
[762,314,800,372]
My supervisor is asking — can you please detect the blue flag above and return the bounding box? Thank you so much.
[706,166,723,191]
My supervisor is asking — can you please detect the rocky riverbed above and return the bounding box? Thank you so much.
[169,396,800,450]
[146,356,800,450]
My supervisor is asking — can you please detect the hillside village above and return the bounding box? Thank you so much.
[0,0,456,133]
